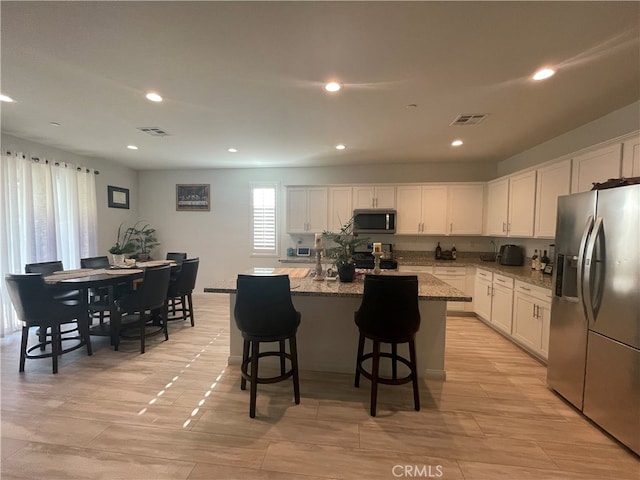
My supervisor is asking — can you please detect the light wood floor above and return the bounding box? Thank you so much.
[1,294,638,479]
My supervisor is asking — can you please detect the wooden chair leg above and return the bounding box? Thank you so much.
[370,340,380,416]
[355,332,365,388]
[19,326,29,372]
[140,311,146,354]
[187,293,194,326]
[163,304,169,341]
[279,339,286,375]
[290,335,300,404]
[51,325,60,374]
[391,342,398,380]
[241,339,250,391]
[249,340,260,418]
[409,339,420,411]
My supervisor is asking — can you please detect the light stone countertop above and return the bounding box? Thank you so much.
[204,269,471,302]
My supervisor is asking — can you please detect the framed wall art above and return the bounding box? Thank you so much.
[107,185,130,209]
[176,184,210,211]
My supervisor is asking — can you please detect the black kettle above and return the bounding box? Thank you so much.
[497,244,524,266]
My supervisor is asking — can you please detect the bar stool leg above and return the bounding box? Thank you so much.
[370,340,380,417]
[279,340,286,375]
[51,324,60,374]
[391,342,398,380]
[290,335,300,404]
[19,326,29,372]
[409,339,420,411]
[355,332,365,388]
[249,340,260,418]
[241,339,250,391]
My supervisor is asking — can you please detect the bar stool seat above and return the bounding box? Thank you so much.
[234,274,301,418]
[354,274,421,416]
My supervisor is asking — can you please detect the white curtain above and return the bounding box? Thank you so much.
[0,152,98,336]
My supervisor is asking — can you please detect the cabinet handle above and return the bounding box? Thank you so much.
[532,304,537,318]
[521,286,531,291]
[450,223,453,233]
[486,285,491,296]
[502,222,506,232]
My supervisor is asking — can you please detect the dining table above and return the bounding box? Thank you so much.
[43,260,176,350]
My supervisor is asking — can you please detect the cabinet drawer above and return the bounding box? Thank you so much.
[476,268,492,281]
[434,266,465,276]
[398,266,432,273]
[493,274,514,289]
[515,280,551,303]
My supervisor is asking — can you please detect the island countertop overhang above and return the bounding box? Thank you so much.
[204,271,471,302]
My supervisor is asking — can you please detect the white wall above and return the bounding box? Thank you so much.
[497,101,640,176]
[1,134,139,256]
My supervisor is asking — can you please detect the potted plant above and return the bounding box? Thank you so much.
[323,217,369,282]
[131,223,159,261]
[108,223,136,265]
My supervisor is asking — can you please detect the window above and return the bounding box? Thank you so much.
[251,184,277,255]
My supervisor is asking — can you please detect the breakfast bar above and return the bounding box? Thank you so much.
[205,269,471,379]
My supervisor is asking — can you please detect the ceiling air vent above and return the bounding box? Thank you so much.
[137,127,171,137]
[450,114,488,126]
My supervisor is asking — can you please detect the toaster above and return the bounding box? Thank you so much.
[497,244,524,266]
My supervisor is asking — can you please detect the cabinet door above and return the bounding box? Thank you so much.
[286,188,310,233]
[485,178,509,236]
[535,159,571,238]
[539,301,551,359]
[352,186,375,209]
[474,276,493,321]
[491,284,514,335]
[448,184,484,235]
[374,186,396,208]
[512,292,541,351]
[571,144,622,193]
[306,188,328,232]
[327,187,352,232]
[433,268,466,311]
[508,170,536,237]
[396,186,423,234]
[421,186,448,234]
[622,135,640,177]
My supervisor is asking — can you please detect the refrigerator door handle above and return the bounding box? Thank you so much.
[583,216,603,324]
[577,215,594,313]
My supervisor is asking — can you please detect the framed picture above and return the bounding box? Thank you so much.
[176,184,210,211]
[107,185,130,209]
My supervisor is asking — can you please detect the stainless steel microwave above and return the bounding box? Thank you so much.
[353,209,396,234]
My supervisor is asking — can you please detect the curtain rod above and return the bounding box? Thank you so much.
[3,150,100,175]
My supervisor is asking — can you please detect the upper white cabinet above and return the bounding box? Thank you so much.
[353,185,396,209]
[327,186,353,232]
[286,187,328,233]
[534,159,571,238]
[622,134,640,177]
[571,144,622,193]
[395,184,483,235]
[486,172,536,237]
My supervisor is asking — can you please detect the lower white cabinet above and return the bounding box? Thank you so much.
[512,281,552,360]
[432,266,466,312]
[474,269,514,335]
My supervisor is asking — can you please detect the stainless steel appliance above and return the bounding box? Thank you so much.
[547,185,639,455]
[497,244,524,266]
[353,243,398,269]
[353,209,396,234]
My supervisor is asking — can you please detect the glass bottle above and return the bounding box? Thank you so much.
[435,241,442,260]
[451,244,457,260]
[531,249,538,269]
[541,249,549,268]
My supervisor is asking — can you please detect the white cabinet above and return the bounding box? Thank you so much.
[534,159,571,238]
[433,266,467,312]
[622,134,640,177]
[286,187,328,233]
[353,185,396,209]
[485,172,536,237]
[396,184,483,235]
[448,184,484,235]
[327,186,353,232]
[485,178,509,236]
[474,269,514,335]
[396,185,447,234]
[512,281,552,360]
[571,144,622,193]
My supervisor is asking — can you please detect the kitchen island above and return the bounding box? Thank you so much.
[205,269,471,379]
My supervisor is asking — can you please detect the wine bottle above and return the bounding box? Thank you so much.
[541,249,549,268]
[435,241,442,260]
[531,249,538,269]
[451,244,457,260]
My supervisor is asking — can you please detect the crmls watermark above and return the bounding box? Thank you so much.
[392,465,444,478]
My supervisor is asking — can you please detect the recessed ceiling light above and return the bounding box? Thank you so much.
[451,140,463,147]
[228,148,238,153]
[532,68,555,81]
[145,92,163,102]
[324,82,342,93]
[49,122,61,127]
[335,144,346,150]
[0,94,15,102]
[127,145,139,150]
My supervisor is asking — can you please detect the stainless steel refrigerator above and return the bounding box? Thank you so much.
[547,184,639,455]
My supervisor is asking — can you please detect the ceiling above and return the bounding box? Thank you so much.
[2,1,639,170]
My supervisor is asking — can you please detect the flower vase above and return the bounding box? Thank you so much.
[338,264,355,282]
[111,254,125,266]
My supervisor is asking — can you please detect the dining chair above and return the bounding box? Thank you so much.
[5,273,93,374]
[354,274,421,416]
[115,265,171,353]
[165,258,199,326]
[80,256,110,269]
[80,255,114,325]
[234,274,301,418]
[165,252,187,313]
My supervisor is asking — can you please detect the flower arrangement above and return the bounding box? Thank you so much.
[108,223,137,255]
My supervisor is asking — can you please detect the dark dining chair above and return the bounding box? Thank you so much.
[80,256,110,269]
[165,258,199,326]
[165,252,188,313]
[5,273,93,374]
[234,274,301,418]
[354,274,421,416]
[115,265,171,353]
[25,260,64,276]
[80,256,113,325]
